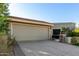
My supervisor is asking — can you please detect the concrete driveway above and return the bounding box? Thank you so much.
[16,40,79,56]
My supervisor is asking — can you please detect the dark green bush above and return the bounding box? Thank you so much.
[67,31,79,37]
[71,37,77,45]
[71,37,79,46]
[74,43,79,46]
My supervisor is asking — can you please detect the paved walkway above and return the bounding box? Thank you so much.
[16,40,79,56]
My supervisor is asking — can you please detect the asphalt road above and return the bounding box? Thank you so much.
[16,40,79,56]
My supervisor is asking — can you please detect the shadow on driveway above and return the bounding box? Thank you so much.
[14,42,25,56]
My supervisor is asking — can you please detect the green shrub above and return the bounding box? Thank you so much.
[71,37,77,45]
[67,31,79,37]
[71,37,79,46]
[74,43,79,46]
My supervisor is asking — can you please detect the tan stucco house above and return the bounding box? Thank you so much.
[9,16,53,41]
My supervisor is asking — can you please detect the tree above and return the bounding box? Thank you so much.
[0,3,9,35]
[0,4,11,55]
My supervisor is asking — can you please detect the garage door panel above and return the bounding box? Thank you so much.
[12,23,48,41]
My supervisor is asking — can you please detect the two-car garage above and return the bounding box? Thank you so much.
[9,16,53,41]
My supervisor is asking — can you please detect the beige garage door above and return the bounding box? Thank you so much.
[11,23,49,41]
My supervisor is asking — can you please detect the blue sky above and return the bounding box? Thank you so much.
[9,3,79,26]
